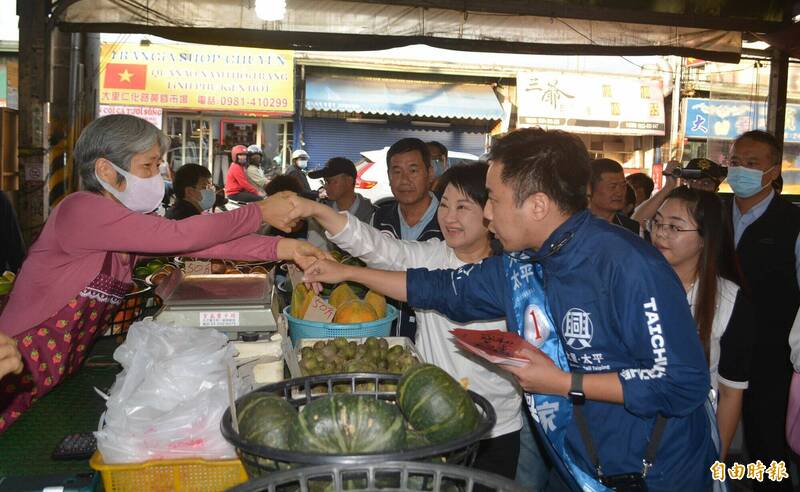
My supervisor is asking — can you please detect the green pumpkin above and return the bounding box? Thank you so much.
[236,393,298,476]
[237,393,297,449]
[289,394,406,454]
[396,364,479,444]
[404,428,431,449]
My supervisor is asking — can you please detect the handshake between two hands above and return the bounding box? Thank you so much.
[257,191,313,234]
[261,192,356,294]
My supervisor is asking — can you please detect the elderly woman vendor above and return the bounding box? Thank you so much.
[0,114,324,432]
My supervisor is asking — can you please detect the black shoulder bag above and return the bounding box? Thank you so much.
[573,404,667,491]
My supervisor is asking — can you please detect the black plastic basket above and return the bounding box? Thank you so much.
[104,282,163,336]
[220,373,496,478]
[226,460,527,492]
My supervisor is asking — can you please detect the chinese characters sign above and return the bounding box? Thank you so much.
[683,97,800,143]
[99,43,294,114]
[517,71,665,136]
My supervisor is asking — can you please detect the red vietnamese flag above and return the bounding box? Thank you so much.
[104,63,148,90]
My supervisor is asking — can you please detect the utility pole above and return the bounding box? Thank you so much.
[766,47,788,149]
[668,56,684,162]
[17,0,50,245]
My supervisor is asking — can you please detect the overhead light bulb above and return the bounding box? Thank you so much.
[255,0,286,21]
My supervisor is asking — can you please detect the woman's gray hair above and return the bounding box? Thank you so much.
[76,114,171,193]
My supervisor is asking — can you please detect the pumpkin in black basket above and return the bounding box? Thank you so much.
[289,394,406,454]
[397,364,480,445]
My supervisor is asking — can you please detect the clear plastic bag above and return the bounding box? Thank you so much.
[95,320,237,463]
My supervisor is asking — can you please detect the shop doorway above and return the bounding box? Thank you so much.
[165,115,214,171]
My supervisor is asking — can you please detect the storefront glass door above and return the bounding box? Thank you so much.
[165,115,214,172]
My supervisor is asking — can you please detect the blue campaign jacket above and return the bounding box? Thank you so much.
[407,210,717,491]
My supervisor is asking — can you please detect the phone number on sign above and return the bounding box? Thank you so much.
[218,96,289,107]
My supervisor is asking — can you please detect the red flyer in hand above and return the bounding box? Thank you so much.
[450,329,532,367]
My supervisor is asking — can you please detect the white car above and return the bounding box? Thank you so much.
[350,147,480,204]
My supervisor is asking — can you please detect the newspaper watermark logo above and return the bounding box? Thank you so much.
[710,460,789,483]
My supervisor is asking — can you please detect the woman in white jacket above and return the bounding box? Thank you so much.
[289,164,523,479]
[648,186,754,460]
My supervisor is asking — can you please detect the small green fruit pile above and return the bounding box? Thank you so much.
[298,337,418,376]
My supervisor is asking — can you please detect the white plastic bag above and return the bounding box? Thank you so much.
[95,320,237,463]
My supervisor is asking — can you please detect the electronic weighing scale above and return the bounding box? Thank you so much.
[154,272,277,340]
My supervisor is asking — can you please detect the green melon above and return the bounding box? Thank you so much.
[289,394,406,454]
[396,364,480,444]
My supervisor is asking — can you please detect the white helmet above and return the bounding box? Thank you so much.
[247,144,263,156]
[291,149,309,160]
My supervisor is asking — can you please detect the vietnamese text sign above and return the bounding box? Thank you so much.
[517,71,665,136]
[99,105,163,129]
[684,97,800,143]
[99,43,294,114]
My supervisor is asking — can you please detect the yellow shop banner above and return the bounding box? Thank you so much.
[99,43,294,114]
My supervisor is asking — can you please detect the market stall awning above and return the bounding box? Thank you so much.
[305,75,504,120]
[55,0,750,63]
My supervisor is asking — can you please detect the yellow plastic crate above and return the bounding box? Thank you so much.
[90,452,247,492]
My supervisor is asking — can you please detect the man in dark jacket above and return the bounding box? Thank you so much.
[727,130,800,491]
[404,128,717,491]
[372,138,443,339]
[286,149,318,199]
[165,164,214,220]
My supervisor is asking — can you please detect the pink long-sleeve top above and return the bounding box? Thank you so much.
[0,192,281,338]
[224,163,260,196]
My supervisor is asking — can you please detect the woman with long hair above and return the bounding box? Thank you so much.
[647,186,754,459]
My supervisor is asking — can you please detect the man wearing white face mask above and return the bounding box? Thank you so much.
[166,164,216,220]
[727,130,800,490]
[0,115,330,433]
[286,149,314,196]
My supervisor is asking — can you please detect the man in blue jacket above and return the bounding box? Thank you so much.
[403,129,718,491]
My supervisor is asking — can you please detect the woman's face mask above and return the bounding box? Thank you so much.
[96,160,165,213]
[296,158,309,169]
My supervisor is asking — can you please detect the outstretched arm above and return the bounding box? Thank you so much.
[289,197,445,271]
[304,256,509,326]
[303,259,407,302]
[288,196,348,235]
